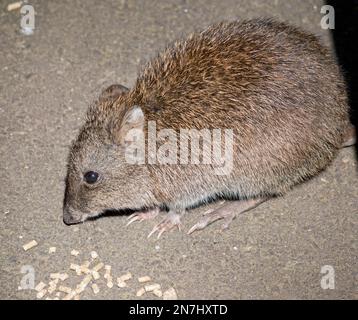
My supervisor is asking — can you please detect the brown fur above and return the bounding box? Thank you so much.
[63,18,351,224]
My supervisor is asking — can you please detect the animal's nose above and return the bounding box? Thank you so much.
[63,214,77,225]
[63,207,81,225]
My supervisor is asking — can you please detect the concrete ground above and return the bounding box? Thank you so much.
[0,0,357,300]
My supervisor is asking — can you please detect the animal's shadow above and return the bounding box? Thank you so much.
[86,195,241,222]
[87,209,136,222]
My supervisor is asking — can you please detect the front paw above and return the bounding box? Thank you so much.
[147,211,183,239]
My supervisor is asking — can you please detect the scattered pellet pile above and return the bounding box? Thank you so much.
[22,240,178,300]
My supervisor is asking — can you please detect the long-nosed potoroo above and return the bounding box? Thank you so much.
[63,18,356,238]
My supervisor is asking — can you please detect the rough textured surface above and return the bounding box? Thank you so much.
[0,0,357,299]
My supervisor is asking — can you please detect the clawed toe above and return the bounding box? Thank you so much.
[126,214,141,226]
[187,219,209,235]
[147,212,182,239]
[125,208,159,227]
[187,212,236,234]
[220,215,235,231]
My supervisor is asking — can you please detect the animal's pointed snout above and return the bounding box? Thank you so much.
[63,206,82,225]
[63,213,78,225]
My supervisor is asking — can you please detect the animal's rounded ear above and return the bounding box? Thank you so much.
[99,84,129,102]
[112,105,145,145]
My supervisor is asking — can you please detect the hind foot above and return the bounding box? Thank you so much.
[147,210,184,239]
[187,198,266,234]
[126,208,160,226]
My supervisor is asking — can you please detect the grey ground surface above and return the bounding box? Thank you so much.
[0,0,357,300]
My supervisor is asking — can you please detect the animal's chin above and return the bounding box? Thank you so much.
[83,208,128,221]
[84,211,104,221]
[74,208,143,224]
[63,216,82,225]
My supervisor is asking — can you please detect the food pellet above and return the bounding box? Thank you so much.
[7,2,22,11]
[145,283,161,292]
[82,274,93,285]
[77,274,92,292]
[35,282,46,292]
[104,265,111,279]
[23,240,38,251]
[116,279,127,288]
[153,289,163,298]
[51,273,68,281]
[50,273,61,279]
[36,289,47,299]
[136,287,146,297]
[118,272,132,282]
[90,251,98,259]
[59,273,69,281]
[48,286,56,294]
[138,276,151,283]
[93,262,104,272]
[80,265,90,274]
[70,249,79,256]
[75,286,83,294]
[163,287,178,300]
[63,291,76,300]
[58,286,72,294]
[49,279,59,286]
[107,281,114,288]
[49,247,57,253]
[70,263,80,272]
[92,271,100,280]
[91,283,100,294]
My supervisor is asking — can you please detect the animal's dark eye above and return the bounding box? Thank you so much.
[84,171,99,184]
